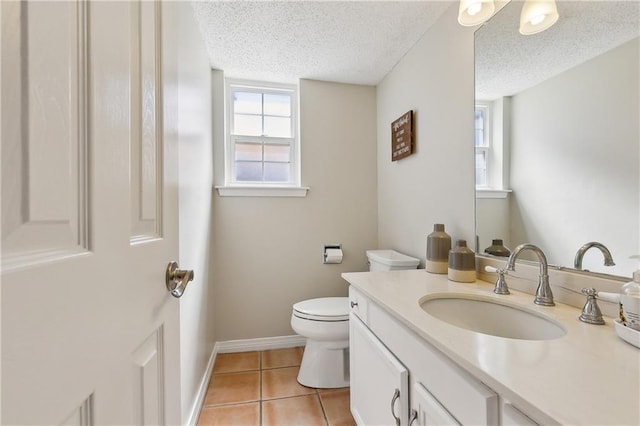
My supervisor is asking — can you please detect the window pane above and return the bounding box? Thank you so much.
[235,161,262,182]
[475,129,485,147]
[264,144,290,162]
[475,109,485,147]
[234,114,262,136]
[235,143,262,161]
[234,91,262,114]
[264,162,290,182]
[264,116,291,137]
[264,94,291,117]
[475,151,487,186]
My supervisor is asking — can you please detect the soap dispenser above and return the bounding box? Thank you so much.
[620,270,640,331]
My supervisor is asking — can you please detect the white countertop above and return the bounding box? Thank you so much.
[342,269,640,425]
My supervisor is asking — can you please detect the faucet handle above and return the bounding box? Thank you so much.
[485,266,510,295]
[579,288,605,325]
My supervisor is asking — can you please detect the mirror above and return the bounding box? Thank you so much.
[474,1,639,278]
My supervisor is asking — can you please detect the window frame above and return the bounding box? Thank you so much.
[225,79,301,189]
[474,102,491,189]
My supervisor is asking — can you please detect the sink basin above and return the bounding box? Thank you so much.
[420,294,566,340]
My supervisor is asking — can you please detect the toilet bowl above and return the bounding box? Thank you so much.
[291,249,420,388]
[291,297,350,388]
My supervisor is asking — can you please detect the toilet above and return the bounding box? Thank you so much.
[291,249,420,388]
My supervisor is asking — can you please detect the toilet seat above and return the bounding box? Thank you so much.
[293,297,349,321]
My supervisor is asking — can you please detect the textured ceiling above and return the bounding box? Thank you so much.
[191,1,639,91]
[191,1,454,85]
[476,1,640,100]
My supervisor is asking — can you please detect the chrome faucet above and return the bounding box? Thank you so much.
[573,242,615,270]
[506,244,555,306]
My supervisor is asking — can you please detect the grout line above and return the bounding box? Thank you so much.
[259,350,263,426]
[261,393,317,403]
[317,392,330,426]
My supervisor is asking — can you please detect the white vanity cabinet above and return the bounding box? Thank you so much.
[349,287,500,426]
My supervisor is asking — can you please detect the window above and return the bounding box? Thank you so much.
[475,104,490,188]
[225,80,300,189]
[475,99,511,199]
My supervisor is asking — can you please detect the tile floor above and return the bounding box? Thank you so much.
[197,347,355,426]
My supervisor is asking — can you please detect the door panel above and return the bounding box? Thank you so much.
[1,0,89,270]
[1,1,181,424]
[132,326,165,426]
[130,0,163,243]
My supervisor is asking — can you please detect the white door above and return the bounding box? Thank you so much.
[1,1,184,424]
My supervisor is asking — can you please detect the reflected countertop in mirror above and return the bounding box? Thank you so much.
[474,0,640,278]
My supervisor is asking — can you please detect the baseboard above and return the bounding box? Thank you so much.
[185,345,218,426]
[185,335,306,425]
[216,334,306,353]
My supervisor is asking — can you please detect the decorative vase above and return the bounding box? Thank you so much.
[426,224,451,274]
[484,239,511,257]
[448,239,476,283]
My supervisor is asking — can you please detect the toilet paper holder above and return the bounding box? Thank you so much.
[323,244,343,264]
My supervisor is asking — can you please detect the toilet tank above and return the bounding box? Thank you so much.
[366,250,420,272]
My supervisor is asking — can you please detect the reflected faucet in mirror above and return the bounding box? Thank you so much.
[574,242,616,271]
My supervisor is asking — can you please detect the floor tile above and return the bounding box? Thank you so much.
[197,402,260,426]
[262,366,316,400]
[199,350,356,425]
[319,388,355,426]
[213,351,260,374]
[204,371,260,407]
[262,347,303,370]
[262,394,327,426]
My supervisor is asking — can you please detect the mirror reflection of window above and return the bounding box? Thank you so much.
[474,104,490,188]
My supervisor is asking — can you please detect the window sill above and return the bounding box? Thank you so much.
[475,188,512,199]
[215,185,309,198]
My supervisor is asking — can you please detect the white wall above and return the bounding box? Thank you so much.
[476,197,511,251]
[211,79,377,340]
[376,4,476,263]
[509,38,639,276]
[476,96,512,252]
[175,3,215,424]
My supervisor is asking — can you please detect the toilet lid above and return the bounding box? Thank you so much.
[293,297,350,321]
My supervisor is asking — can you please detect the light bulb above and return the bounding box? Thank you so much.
[468,2,482,16]
[529,14,546,26]
[519,0,559,35]
[458,0,496,26]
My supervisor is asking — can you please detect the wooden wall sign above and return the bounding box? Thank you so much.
[391,110,413,161]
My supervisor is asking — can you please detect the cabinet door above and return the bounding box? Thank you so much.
[411,382,460,426]
[502,403,538,426]
[350,313,409,425]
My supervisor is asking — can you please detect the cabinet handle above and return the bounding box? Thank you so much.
[391,388,401,426]
[409,409,418,426]
[350,301,358,308]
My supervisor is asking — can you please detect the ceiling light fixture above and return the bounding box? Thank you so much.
[519,0,559,35]
[458,0,496,26]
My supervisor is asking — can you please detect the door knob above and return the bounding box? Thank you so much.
[165,261,194,298]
